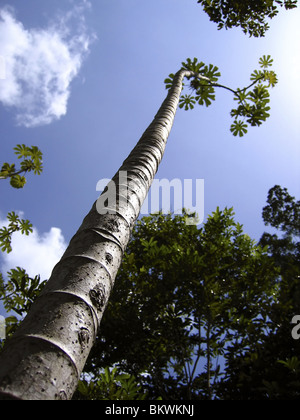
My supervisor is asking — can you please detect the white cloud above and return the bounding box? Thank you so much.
[0,214,67,281]
[0,2,95,127]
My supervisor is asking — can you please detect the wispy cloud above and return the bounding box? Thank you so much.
[0,213,67,281]
[0,2,95,127]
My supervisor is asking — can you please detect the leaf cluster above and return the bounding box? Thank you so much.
[164,56,277,138]
[0,212,33,254]
[75,367,148,400]
[262,185,300,236]
[0,267,46,318]
[230,55,278,137]
[85,208,280,399]
[221,186,300,399]
[165,58,221,109]
[0,144,43,189]
[197,0,297,37]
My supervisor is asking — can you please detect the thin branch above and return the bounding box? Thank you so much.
[192,74,265,99]
[0,169,28,180]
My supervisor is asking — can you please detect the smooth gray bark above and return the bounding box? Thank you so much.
[0,69,195,400]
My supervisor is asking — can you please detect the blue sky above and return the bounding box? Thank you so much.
[0,0,299,289]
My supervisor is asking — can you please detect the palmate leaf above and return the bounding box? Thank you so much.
[195,86,216,107]
[248,85,270,105]
[164,73,176,90]
[230,120,248,137]
[14,144,43,175]
[246,104,271,127]
[203,63,221,82]
[14,144,32,159]
[250,69,264,82]
[0,212,33,253]
[264,70,278,87]
[179,95,196,110]
[259,55,274,69]
[181,57,205,73]
[10,175,27,189]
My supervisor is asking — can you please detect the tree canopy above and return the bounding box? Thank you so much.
[165,55,278,137]
[79,185,299,399]
[197,0,298,37]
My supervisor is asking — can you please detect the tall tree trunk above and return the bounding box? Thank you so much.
[0,69,196,400]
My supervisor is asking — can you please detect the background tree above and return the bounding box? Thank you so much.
[219,185,300,399]
[83,207,279,400]
[197,0,298,37]
[80,185,299,400]
[0,145,44,348]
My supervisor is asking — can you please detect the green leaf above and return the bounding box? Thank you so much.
[181,57,205,73]
[164,73,176,90]
[203,63,221,82]
[230,120,248,137]
[278,357,300,373]
[13,144,43,175]
[10,175,27,189]
[250,69,264,82]
[259,55,273,69]
[77,380,90,397]
[263,70,278,87]
[179,94,196,110]
[14,144,31,159]
[195,86,216,107]
[0,213,33,254]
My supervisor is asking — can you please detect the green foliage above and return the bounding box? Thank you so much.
[230,55,278,137]
[1,186,298,399]
[165,56,277,137]
[13,144,43,176]
[179,94,196,110]
[0,212,33,254]
[182,58,221,108]
[164,58,221,109]
[197,0,297,37]
[278,357,300,373]
[0,267,46,350]
[0,145,45,354]
[85,208,281,399]
[0,144,43,189]
[75,368,148,400]
[230,120,248,137]
[0,267,46,317]
[83,187,299,399]
[221,186,300,399]
[262,185,300,236]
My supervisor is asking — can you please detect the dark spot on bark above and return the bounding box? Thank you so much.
[104,217,119,232]
[78,327,90,349]
[59,390,68,400]
[105,253,113,264]
[89,284,106,311]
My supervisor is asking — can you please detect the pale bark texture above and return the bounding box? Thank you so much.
[0,69,195,400]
